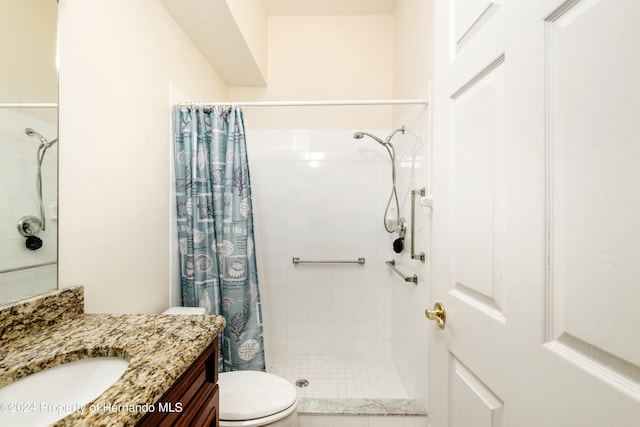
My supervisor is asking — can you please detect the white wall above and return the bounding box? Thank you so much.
[248,128,396,359]
[57,0,228,313]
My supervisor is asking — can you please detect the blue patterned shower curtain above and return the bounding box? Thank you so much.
[173,105,265,372]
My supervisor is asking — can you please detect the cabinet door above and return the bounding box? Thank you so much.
[136,339,219,426]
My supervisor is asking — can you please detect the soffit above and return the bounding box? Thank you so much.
[159,0,398,87]
[159,0,266,87]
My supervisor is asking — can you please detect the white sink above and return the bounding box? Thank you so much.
[0,357,129,427]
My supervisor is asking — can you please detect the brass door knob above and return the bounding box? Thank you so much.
[425,302,446,330]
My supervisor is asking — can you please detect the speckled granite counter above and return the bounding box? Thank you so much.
[0,287,225,426]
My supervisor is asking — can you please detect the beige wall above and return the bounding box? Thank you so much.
[0,0,57,103]
[229,15,395,129]
[57,0,227,313]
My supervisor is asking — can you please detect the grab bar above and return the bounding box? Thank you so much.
[0,261,56,275]
[385,260,418,285]
[292,256,365,265]
[411,188,426,262]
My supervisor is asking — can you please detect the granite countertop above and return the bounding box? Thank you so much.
[0,287,225,426]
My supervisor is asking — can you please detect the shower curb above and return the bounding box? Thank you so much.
[297,398,427,417]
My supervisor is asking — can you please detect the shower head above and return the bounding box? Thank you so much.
[25,127,56,148]
[353,126,407,235]
[353,131,386,145]
[353,126,405,146]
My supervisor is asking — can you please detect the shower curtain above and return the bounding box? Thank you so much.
[173,104,265,372]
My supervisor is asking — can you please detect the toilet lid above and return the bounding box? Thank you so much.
[218,371,297,421]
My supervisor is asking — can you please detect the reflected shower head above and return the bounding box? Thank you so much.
[25,127,56,148]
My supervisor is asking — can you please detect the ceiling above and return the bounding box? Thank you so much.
[159,0,400,87]
[263,0,398,16]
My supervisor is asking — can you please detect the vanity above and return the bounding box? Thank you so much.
[0,287,225,426]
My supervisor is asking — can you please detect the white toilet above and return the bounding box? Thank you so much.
[162,306,207,315]
[218,371,298,427]
[163,307,299,427]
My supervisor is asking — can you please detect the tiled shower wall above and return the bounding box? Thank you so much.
[247,129,396,359]
[0,109,57,304]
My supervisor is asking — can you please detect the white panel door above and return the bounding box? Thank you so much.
[429,1,640,426]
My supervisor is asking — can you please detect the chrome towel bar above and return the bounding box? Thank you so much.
[385,260,418,285]
[292,257,366,265]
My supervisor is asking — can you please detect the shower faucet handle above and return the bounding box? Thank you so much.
[17,215,43,237]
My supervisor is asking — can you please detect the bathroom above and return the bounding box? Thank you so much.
[2,0,639,426]
[60,2,432,425]
[2,0,431,425]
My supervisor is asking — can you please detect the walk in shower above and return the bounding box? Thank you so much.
[246,127,429,422]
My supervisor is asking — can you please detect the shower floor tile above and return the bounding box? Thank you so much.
[267,355,409,399]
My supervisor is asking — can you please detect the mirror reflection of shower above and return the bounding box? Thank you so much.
[353,126,405,233]
[25,127,58,232]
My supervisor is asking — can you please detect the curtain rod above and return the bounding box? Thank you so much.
[178,98,429,107]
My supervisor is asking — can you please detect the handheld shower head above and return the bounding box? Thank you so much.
[353,131,386,145]
[353,127,405,146]
[25,128,48,145]
[352,126,407,234]
[25,128,56,148]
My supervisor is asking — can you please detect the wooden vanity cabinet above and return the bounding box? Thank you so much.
[137,337,219,427]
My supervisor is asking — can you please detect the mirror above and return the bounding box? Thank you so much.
[0,0,58,305]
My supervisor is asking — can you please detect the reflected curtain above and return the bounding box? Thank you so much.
[173,105,264,372]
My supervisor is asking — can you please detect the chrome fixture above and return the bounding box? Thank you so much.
[385,260,418,285]
[411,188,426,262]
[295,379,310,388]
[17,215,42,237]
[292,256,365,265]
[25,127,58,149]
[24,127,57,232]
[353,126,405,233]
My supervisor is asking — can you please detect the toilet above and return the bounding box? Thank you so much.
[163,307,299,427]
[218,371,298,427]
[162,306,207,315]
